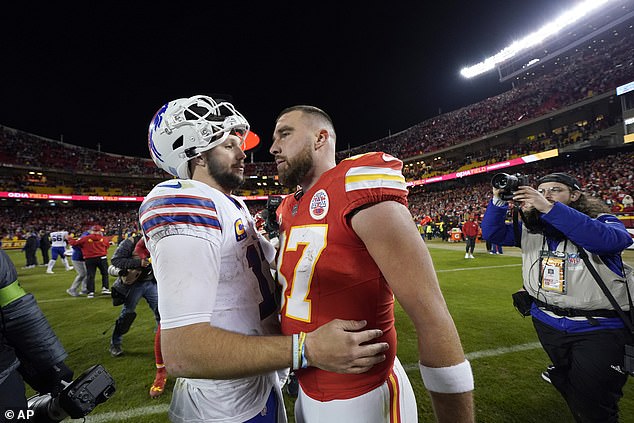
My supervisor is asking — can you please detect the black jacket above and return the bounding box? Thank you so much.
[110,236,154,283]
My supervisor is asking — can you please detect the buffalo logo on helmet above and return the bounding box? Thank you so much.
[148,102,169,163]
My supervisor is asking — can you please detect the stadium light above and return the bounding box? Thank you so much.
[460,0,613,79]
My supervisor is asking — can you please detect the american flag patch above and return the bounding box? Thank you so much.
[139,195,220,242]
[344,166,407,192]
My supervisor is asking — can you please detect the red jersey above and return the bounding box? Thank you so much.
[462,220,479,237]
[68,234,110,259]
[277,152,408,401]
[134,237,150,259]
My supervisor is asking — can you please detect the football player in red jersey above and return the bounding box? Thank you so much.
[270,106,474,423]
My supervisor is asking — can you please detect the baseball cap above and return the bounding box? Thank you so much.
[537,173,581,191]
[90,225,104,232]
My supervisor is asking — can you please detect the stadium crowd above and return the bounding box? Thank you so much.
[338,27,634,161]
[0,124,278,183]
[402,115,615,181]
[2,149,631,244]
[408,149,634,227]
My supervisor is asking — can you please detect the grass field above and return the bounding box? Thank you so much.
[8,241,634,422]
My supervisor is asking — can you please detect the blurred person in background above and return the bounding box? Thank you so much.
[38,230,51,266]
[107,234,158,355]
[66,230,89,296]
[46,229,73,274]
[21,228,38,269]
[462,216,479,259]
[66,225,110,298]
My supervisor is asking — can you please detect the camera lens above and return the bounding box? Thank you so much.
[491,173,510,189]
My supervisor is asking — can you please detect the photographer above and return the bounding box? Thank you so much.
[481,172,633,423]
[109,234,167,398]
[0,249,73,416]
[108,233,160,358]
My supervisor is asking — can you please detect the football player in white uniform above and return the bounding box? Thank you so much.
[46,230,73,274]
[141,95,389,423]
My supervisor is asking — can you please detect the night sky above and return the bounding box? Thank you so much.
[1,1,582,162]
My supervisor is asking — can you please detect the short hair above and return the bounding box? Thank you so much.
[276,105,334,128]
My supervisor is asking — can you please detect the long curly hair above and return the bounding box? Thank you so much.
[569,192,610,218]
[522,191,610,236]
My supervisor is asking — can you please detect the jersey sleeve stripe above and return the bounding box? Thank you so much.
[142,220,221,236]
[345,165,404,178]
[139,195,216,216]
[345,173,405,184]
[345,166,407,192]
[141,213,221,235]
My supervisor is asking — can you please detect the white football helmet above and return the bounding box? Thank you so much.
[148,95,250,179]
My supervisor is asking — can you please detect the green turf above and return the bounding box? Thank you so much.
[6,241,634,422]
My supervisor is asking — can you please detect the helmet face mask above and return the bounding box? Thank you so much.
[148,95,249,179]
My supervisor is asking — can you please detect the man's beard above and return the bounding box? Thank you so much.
[207,155,244,191]
[521,208,542,232]
[279,144,313,188]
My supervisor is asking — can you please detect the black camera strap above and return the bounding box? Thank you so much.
[512,207,523,248]
[572,241,634,336]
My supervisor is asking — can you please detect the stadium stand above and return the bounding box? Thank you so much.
[336,21,634,161]
[1,9,633,246]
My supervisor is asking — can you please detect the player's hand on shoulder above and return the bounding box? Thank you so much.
[304,319,388,374]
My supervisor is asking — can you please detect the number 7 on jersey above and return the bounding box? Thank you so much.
[277,225,328,322]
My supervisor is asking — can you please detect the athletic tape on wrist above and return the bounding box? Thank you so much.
[419,360,474,394]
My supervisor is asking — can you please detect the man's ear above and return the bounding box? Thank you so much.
[571,191,580,201]
[189,155,206,176]
[314,129,329,150]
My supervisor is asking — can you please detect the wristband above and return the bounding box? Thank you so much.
[299,332,308,368]
[292,334,300,370]
[419,359,474,394]
[292,332,308,370]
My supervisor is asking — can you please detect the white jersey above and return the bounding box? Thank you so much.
[50,231,68,248]
[140,179,280,423]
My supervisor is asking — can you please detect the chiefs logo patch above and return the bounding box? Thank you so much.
[309,189,329,220]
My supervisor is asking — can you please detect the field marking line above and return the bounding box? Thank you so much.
[37,297,112,304]
[403,341,542,371]
[436,263,521,273]
[85,404,169,422]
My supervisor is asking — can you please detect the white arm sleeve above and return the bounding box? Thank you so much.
[153,235,221,330]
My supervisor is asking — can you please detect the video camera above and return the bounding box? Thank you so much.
[491,173,529,201]
[263,195,282,239]
[27,364,116,422]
